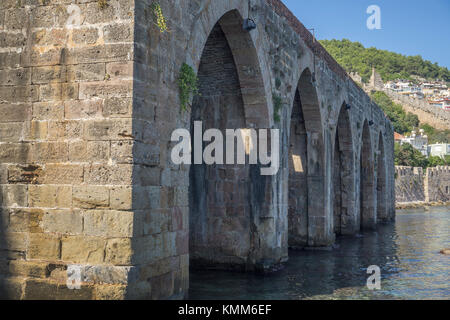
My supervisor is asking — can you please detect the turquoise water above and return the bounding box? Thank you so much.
[189,206,450,300]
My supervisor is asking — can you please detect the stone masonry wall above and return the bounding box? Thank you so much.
[395,166,450,203]
[395,166,425,203]
[0,0,137,299]
[425,166,450,202]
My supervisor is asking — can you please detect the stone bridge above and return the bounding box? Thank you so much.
[0,0,395,299]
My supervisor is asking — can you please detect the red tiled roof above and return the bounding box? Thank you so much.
[394,132,405,140]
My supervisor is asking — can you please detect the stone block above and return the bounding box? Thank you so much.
[103,97,132,117]
[0,103,31,122]
[83,210,135,238]
[61,236,105,264]
[104,238,133,265]
[0,184,28,207]
[109,185,132,210]
[32,102,64,120]
[79,80,132,99]
[84,164,132,185]
[106,61,133,79]
[32,28,67,46]
[28,185,72,208]
[103,23,133,43]
[48,120,83,140]
[84,118,133,141]
[0,31,27,48]
[8,208,44,233]
[31,142,68,162]
[39,83,79,102]
[31,66,66,84]
[0,143,31,163]
[72,27,100,45]
[0,68,31,86]
[94,284,127,300]
[7,164,42,184]
[0,122,24,142]
[38,164,84,184]
[41,209,83,235]
[65,99,103,120]
[28,233,61,260]
[69,140,110,162]
[8,260,49,278]
[67,63,105,82]
[24,120,48,141]
[73,186,109,209]
[23,279,94,300]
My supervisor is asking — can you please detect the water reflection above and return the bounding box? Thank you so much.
[189,206,449,300]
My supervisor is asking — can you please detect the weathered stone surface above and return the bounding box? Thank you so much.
[28,185,72,208]
[83,210,134,237]
[28,233,61,260]
[41,210,83,235]
[61,236,105,264]
[73,186,109,209]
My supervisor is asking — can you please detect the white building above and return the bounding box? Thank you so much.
[400,129,429,156]
[428,144,450,158]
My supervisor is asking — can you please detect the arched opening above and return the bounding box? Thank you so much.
[288,68,325,248]
[376,132,387,222]
[288,89,308,247]
[360,120,376,230]
[189,10,270,271]
[333,103,355,236]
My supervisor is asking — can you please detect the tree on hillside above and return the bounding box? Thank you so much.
[370,91,419,134]
[320,39,450,83]
[395,143,428,168]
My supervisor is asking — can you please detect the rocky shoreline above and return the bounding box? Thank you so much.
[396,201,450,210]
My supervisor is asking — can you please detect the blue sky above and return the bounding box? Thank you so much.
[283,0,450,69]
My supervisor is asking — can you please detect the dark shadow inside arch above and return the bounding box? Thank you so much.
[360,121,376,230]
[333,103,355,236]
[288,68,325,248]
[376,132,387,223]
[189,10,270,272]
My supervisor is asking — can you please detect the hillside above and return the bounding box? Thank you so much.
[320,39,450,83]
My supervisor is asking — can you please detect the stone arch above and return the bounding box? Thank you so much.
[288,67,327,247]
[376,131,388,222]
[186,5,272,128]
[360,120,376,230]
[188,9,273,271]
[333,102,356,236]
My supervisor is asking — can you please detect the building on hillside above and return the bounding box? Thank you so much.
[400,129,429,156]
[428,143,450,158]
[394,132,405,143]
[428,98,450,110]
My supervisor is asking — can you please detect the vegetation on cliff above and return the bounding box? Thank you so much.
[320,39,450,83]
[370,91,419,135]
[395,143,450,168]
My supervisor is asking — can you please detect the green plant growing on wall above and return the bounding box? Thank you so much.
[178,63,199,111]
[273,93,283,123]
[151,2,169,33]
[98,0,108,9]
